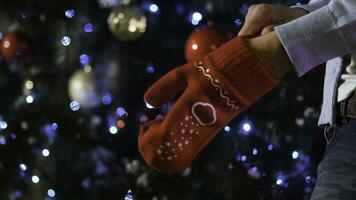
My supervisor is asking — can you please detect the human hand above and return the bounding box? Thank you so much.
[238,4,307,36]
[247,31,293,79]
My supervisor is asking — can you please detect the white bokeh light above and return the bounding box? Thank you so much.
[26,95,34,104]
[19,163,27,171]
[243,123,252,132]
[61,36,71,46]
[42,149,50,157]
[145,102,154,109]
[224,126,231,132]
[109,126,118,134]
[32,175,40,183]
[276,179,283,185]
[192,12,202,21]
[292,151,299,159]
[0,121,7,129]
[149,4,159,13]
[47,189,56,197]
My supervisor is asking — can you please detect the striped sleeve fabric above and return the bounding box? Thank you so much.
[291,0,330,13]
[275,0,356,76]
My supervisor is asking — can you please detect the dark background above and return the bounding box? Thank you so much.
[0,0,328,199]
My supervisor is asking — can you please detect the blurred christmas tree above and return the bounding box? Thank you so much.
[0,0,327,199]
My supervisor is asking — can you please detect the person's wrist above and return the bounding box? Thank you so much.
[246,32,292,79]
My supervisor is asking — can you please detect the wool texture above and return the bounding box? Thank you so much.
[139,36,279,174]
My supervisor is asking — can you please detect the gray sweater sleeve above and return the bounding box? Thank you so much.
[274,0,356,76]
[292,0,330,12]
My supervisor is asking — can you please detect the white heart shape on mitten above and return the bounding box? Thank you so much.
[191,102,217,126]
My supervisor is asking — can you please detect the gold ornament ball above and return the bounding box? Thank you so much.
[107,6,147,41]
[68,70,102,109]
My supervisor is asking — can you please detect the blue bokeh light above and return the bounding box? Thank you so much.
[240,121,253,135]
[43,124,56,138]
[47,189,56,197]
[191,19,199,25]
[252,148,258,155]
[79,54,90,66]
[19,163,27,171]
[82,179,91,189]
[243,123,251,132]
[0,136,6,145]
[276,175,286,186]
[12,191,23,199]
[146,65,155,74]
[102,94,112,105]
[84,23,94,33]
[240,4,250,16]
[149,4,159,13]
[65,9,75,18]
[268,144,274,151]
[51,123,58,130]
[70,101,80,111]
[125,190,133,200]
[190,12,202,25]
[176,4,185,14]
[305,176,312,184]
[19,171,26,178]
[139,115,148,123]
[116,107,127,117]
[252,166,258,172]
[61,36,71,46]
[276,178,283,185]
[235,19,242,26]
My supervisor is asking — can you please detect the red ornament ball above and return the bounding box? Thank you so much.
[185,24,228,61]
[0,33,30,61]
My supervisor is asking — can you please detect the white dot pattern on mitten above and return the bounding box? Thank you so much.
[156,114,201,161]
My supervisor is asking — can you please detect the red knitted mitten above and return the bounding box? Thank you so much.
[139,36,279,173]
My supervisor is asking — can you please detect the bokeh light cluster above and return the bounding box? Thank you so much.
[0,0,320,199]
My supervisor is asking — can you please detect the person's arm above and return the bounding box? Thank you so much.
[274,0,356,76]
[238,0,330,38]
[237,0,330,78]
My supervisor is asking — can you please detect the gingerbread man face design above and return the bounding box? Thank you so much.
[191,102,216,126]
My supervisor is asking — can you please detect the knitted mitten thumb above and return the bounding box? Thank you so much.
[139,36,279,174]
